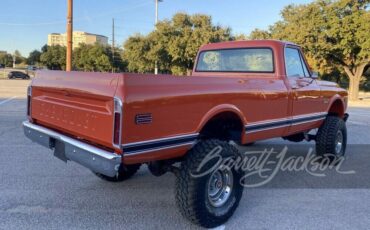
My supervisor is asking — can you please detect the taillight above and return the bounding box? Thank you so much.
[27,86,32,117]
[112,97,122,148]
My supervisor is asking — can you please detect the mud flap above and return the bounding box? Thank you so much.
[53,139,68,162]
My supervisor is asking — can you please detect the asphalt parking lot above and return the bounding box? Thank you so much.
[1,79,370,230]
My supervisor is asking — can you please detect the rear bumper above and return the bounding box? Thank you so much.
[23,121,121,177]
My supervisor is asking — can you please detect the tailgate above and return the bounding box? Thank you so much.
[30,71,122,149]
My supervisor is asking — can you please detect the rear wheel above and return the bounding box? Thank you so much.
[175,139,244,228]
[243,142,255,146]
[316,116,347,161]
[95,163,141,182]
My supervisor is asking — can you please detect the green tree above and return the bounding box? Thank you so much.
[14,50,26,65]
[27,50,42,65]
[122,35,152,73]
[234,34,248,41]
[169,13,232,75]
[252,0,370,100]
[122,13,232,75]
[40,45,66,70]
[0,52,13,67]
[41,45,48,53]
[249,29,272,40]
[73,43,118,72]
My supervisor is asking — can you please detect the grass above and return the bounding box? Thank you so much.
[0,70,8,79]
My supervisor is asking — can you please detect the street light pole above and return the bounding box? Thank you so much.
[154,0,162,75]
[66,0,73,71]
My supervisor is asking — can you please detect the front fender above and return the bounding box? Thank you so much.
[326,94,346,118]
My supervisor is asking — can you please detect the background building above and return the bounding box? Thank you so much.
[47,31,108,49]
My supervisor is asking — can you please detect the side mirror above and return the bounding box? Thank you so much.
[311,72,319,79]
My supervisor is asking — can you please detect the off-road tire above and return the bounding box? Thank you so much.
[243,142,255,146]
[316,115,347,161]
[95,164,141,182]
[175,139,244,228]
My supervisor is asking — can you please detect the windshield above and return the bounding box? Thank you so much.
[196,48,274,73]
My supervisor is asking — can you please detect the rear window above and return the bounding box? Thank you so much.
[195,48,274,73]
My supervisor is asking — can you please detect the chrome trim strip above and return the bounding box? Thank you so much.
[27,86,32,117]
[245,112,327,133]
[112,97,123,149]
[246,123,291,133]
[23,121,121,160]
[122,133,199,155]
[291,117,325,126]
[292,112,327,119]
[124,141,197,156]
[122,133,199,148]
[246,118,290,129]
[245,112,327,128]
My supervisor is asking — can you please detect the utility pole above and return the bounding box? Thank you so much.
[154,0,163,75]
[66,0,73,71]
[112,18,115,73]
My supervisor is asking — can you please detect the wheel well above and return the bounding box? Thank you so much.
[328,99,345,118]
[199,112,244,143]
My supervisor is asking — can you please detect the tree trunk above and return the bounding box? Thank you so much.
[348,75,360,101]
[186,69,192,76]
[344,63,367,101]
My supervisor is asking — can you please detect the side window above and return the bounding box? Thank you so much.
[285,47,304,77]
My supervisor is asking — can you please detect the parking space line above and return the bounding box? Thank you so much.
[0,96,17,106]
[210,225,225,230]
[351,113,370,117]
[348,120,369,126]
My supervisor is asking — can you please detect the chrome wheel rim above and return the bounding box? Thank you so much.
[207,168,233,208]
[335,130,343,155]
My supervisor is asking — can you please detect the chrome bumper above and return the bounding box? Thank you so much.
[23,121,121,177]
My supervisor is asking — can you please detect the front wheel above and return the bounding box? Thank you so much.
[175,139,244,228]
[316,116,347,161]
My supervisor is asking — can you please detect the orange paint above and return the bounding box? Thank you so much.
[29,40,348,164]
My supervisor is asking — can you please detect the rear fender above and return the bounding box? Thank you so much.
[196,104,247,143]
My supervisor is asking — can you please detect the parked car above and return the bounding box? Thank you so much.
[0,64,5,68]
[23,40,348,228]
[8,71,30,79]
[27,66,38,71]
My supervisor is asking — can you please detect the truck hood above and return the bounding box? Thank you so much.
[316,80,340,88]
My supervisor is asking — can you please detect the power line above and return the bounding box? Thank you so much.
[0,0,152,27]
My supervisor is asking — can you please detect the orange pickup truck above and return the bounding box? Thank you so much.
[23,40,348,228]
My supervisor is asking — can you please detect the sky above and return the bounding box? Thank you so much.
[0,0,312,57]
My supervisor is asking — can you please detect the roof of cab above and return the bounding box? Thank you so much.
[199,39,298,51]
